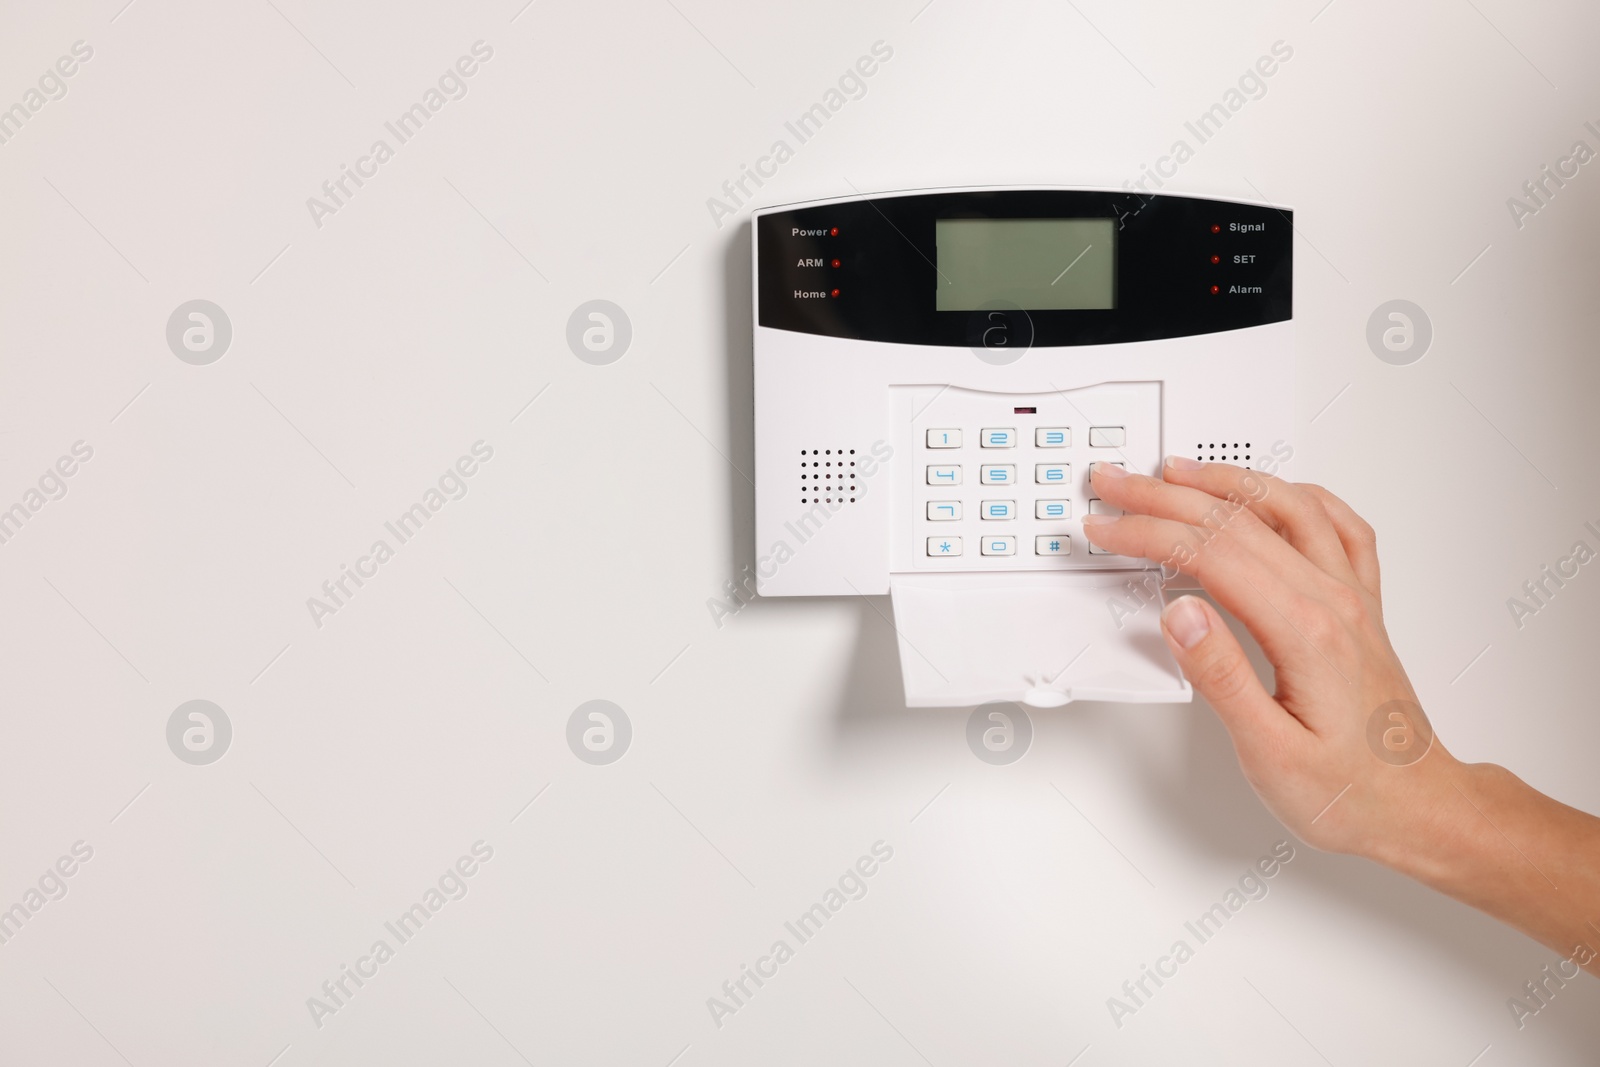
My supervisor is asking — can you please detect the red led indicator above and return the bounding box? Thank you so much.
[1210,224,1221,233]
[831,258,841,268]
[831,288,841,298]
[1210,254,1221,264]
[829,227,839,236]
[1210,284,1221,294]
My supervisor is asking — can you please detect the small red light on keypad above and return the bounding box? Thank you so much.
[1210,254,1220,264]
[831,258,841,268]
[1210,284,1221,294]
[831,288,841,298]
[829,227,839,236]
[1210,224,1221,233]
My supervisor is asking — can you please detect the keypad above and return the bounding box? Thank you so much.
[915,417,1135,565]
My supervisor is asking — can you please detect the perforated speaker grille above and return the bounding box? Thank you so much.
[799,447,860,505]
[1194,441,1253,466]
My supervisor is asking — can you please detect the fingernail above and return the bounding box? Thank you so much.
[1081,513,1120,527]
[1092,461,1128,478]
[1163,596,1210,649]
[1165,455,1204,471]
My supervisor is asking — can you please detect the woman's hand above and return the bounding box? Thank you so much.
[1080,457,1600,975]
[1080,457,1461,865]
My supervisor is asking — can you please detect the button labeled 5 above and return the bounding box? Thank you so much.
[979,465,1015,485]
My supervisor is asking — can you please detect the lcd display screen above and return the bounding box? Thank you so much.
[935,218,1116,311]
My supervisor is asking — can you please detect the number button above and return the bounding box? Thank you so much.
[926,429,962,448]
[979,465,1015,485]
[1035,464,1070,484]
[1035,427,1070,447]
[927,465,962,485]
[1035,499,1070,519]
[980,500,1015,520]
[980,428,1015,448]
[980,536,1016,556]
[927,501,962,521]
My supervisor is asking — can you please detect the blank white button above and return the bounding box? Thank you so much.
[1035,464,1070,485]
[980,535,1016,556]
[1088,499,1123,516]
[979,465,1015,485]
[1035,427,1070,447]
[1035,499,1071,519]
[927,536,963,556]
[927,500,961,521]
[1089,426,1126,447]
[927,465,962,486]
[980,500,1016,520]
[926,429,961,448]
[980,428,1015,448]
[1087,542,1113,554]
[1035,535,1070,556]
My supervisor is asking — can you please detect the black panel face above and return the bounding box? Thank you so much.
[756,190,1292,346]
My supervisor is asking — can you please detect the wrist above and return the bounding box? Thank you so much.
[1360,747,1483,884]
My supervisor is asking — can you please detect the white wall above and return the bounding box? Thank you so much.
[0,0,1596,1063]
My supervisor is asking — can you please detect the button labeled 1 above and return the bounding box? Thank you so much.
[927,429,962,448]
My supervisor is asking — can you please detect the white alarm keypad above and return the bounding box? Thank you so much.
[895,382,1162,571]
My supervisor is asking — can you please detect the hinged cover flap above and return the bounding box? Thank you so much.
[886,570,1193,708]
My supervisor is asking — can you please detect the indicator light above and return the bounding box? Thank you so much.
[1014,406,1037,414]
[1210,254,1220,264]
[831,288,841,298]
[831,258,841,268]
[1210,224,1221,233]
[1210,284,1221,294]
[829,227,839,236]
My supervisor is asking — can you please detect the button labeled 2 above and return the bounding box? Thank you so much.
[980,428,1015,448]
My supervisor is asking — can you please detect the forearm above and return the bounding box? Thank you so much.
[1374,759,1600,977]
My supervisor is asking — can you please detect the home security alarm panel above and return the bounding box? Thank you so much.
[751,188,1293,708]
